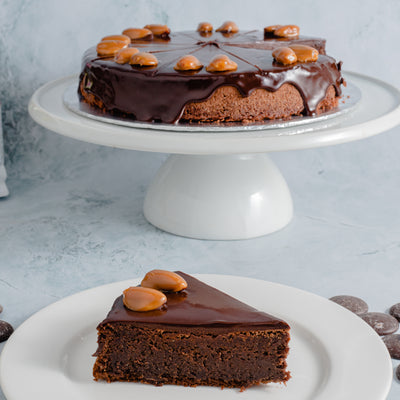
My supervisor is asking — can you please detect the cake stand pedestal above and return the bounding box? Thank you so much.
[144,154,292,239]
[29,72,400,240]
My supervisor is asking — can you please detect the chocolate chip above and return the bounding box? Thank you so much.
[396,364,400,381]
[0,320,14,342]
[382,334,400,359]
[0,304,3,314]
[389,303,400,321]
[329,295,368,315]
[360,312,399,335]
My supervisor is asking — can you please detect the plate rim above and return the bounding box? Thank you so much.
[0,274,393,400]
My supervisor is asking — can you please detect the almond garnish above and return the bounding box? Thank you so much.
[122,28,153,40]
[273,25,300,38]
[123,286,167,312]
[141,270,188,292]
[197,22,213,33]
[272,47,297,65]
[130,52,158,67]
[206,54,238,72]
[264,25,282,35]
[114,47,139,64]
[289,45,318,62]
[101,35,131,46]
[216,21,239,34]
[174,55,203,71]
[144,24,170,37]
[96,40,128,57]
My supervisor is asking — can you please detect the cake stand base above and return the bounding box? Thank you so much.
[143,154,293,240]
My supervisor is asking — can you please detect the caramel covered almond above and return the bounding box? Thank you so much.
[130,52,158,67]
[174,55,203,71]
[206,54,237,72]
[273,25,300,38]
[122,28,153,40]
[123,286,167,312]
[144,24,170,37]
[216,21,239,34]
[114,47,139,64]
[141,270,188,292]
[264,25,282,34]
[289,45,318,62]
[96,40,128,57]
[197,22,213,33]
[101,34,131,46]
[272,47,297,65]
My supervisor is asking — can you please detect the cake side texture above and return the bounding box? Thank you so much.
[93,322,290,387]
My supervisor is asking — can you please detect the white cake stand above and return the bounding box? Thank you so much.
[29,72,400,240]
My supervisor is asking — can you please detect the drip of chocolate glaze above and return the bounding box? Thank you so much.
[79,30,343,124]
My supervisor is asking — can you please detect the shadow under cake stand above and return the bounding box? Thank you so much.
[29,72,400,240]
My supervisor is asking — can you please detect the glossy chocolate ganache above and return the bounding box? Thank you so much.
[99,272,289,330]
[78,23,344,124]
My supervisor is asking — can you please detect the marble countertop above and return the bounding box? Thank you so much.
[1,124,400,398]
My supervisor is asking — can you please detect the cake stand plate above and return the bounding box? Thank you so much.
[28,72,400,239]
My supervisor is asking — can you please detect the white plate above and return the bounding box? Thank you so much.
[0,275,392,400]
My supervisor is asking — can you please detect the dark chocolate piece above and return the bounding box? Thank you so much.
[389,303,400,321]
[360,312,399,336]
[330,295,368,315]
[0,304,3,314]
[382,334,400,359]
[79,31,342,123]
[396,364,400,381]
[0,320,13,342]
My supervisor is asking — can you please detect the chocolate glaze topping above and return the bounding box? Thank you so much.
[79,30,343,124]
[100,272,289,329]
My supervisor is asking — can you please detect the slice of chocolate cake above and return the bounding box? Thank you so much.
[93,271,290,389]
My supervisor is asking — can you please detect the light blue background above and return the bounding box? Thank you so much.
[1,0,400,398]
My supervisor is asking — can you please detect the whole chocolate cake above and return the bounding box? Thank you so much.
[78,22,344,124]
[93,271,291,389]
